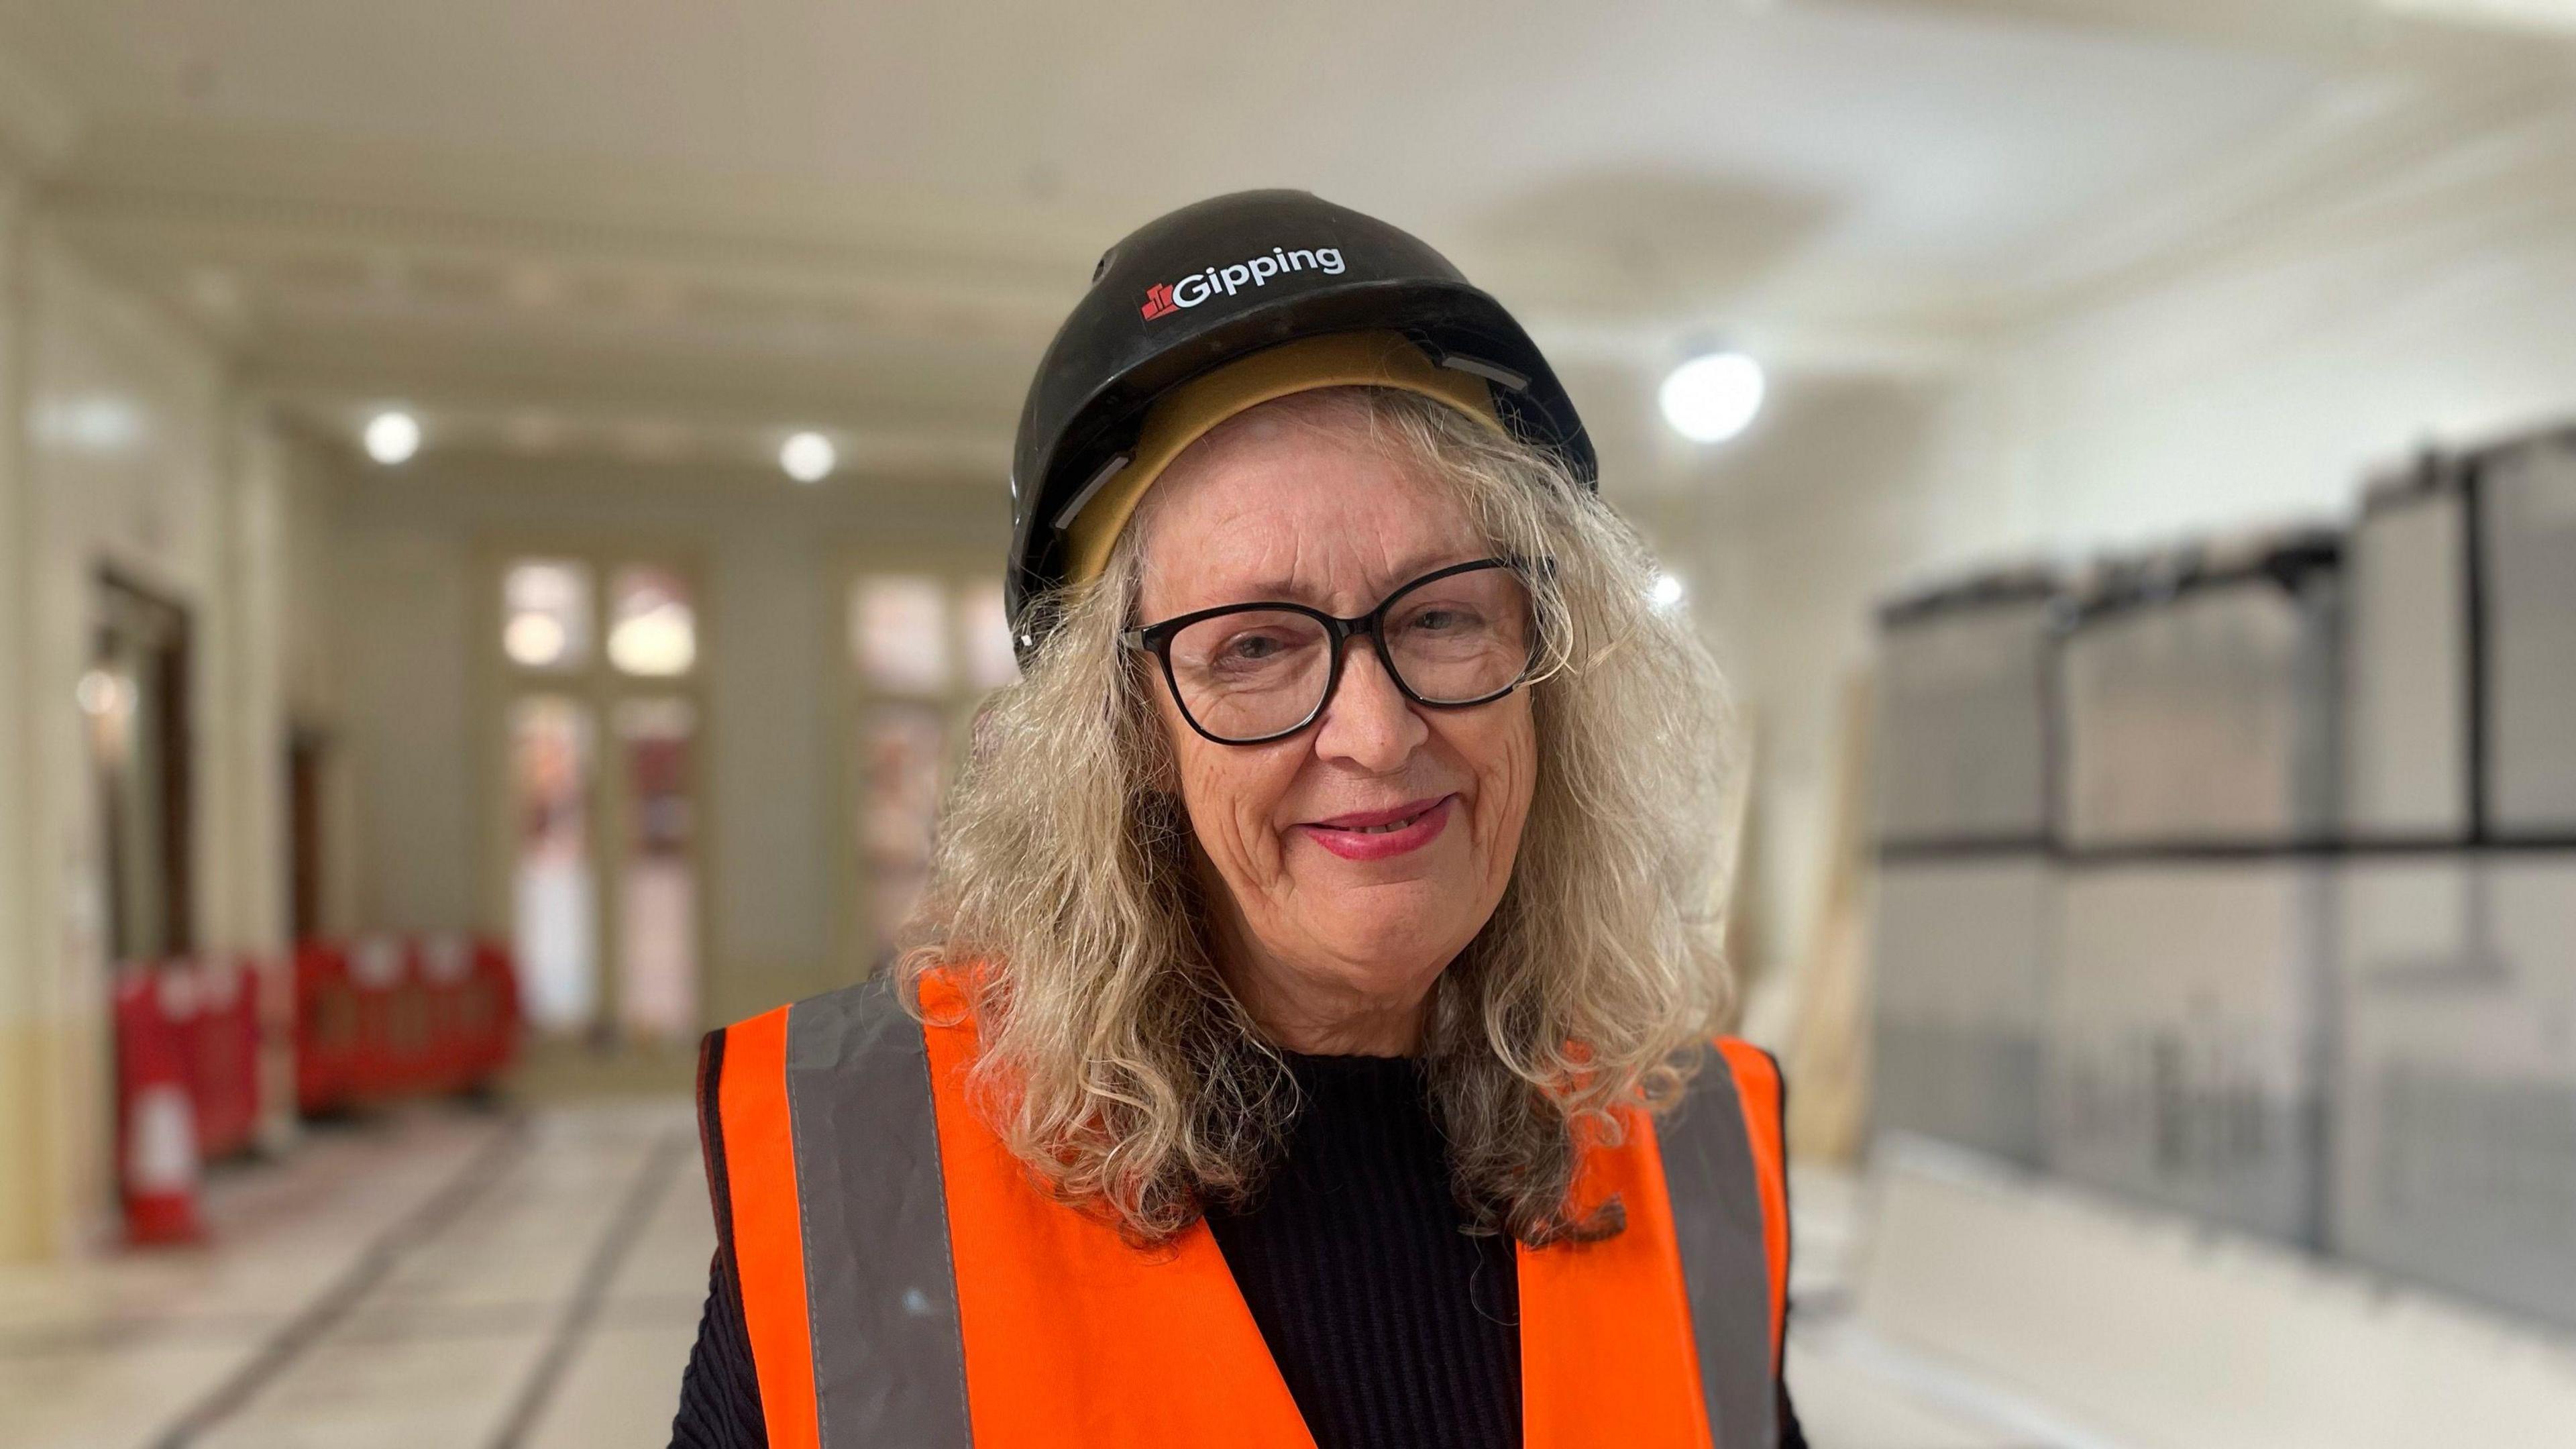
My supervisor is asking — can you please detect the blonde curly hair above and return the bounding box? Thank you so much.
[896,386,1740,1246]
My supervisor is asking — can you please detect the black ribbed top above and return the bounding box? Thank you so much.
[671,1244,765,1449]
[1205,1051,1522,1449]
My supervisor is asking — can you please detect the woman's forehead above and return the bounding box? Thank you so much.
[1137,413,1485,612]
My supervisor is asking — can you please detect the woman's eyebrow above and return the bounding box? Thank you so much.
[1215,551,1490,608]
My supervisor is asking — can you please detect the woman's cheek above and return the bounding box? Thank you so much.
[1472,707,1531,811]
[1479,712,1538,875]
[1181,751,1279,888]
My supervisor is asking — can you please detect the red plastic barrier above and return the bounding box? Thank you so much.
[461,937,520,1085]
[345,936,418,1099]
[417,935,476,1091]
[294,942,358,1114]
[113,963,204,1246]
[294,934,519,1113]
[185,956,262,1160]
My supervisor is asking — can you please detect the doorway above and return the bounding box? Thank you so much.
[488,551,706,1052]
[85,570,194,965]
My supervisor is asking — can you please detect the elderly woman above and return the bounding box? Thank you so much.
[673,191,1801,1449]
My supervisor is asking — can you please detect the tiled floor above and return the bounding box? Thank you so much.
[3,1102,706,1449]
[3,1102,2068,1448]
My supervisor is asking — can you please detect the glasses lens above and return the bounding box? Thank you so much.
[1384,566,1534,704]
[1166,608,1334,741]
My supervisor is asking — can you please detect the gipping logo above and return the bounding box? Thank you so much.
[1142,246,1345,320]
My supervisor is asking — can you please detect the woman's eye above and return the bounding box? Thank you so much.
[1404,606,1479,635]
[1213,630,1307,667]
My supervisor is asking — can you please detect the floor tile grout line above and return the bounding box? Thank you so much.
[142,1114,532,1449]
[486,1127,694,1449]
[0,1309,295,1360]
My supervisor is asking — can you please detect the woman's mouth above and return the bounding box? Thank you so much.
[1295,795,1455,861]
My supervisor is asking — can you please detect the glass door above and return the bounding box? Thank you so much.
[610,695,698,1040]
[844,572,1020,970]
[495,552,704,1046]
[507,692,598,1033]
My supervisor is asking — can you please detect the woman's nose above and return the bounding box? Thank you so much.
[1312,639,1429,771]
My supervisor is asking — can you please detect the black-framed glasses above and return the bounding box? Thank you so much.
[1122,557,1546,745]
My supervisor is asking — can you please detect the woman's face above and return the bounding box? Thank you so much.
[1134,398,1538,1044]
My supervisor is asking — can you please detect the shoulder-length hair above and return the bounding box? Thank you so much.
[896,386,1739,1246]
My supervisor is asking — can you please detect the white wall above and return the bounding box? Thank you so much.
[1707,105,2576,996]
[1990,234,2576,562]
[333,514,478,936]
[0,212,305,1257]
[0,174,44,1262]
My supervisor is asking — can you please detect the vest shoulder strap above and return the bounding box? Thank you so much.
[1659,1036,1790,1442]
[1713,1037,1789,1368]
[698,977,971,1449]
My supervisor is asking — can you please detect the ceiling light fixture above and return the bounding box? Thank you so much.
[1659,352,1765,444]
[364,409,421,465]
[781,430,837,484]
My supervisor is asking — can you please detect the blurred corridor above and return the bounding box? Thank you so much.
[3,1103,704,1448]
[6,1,2576,1446]
[5,1101,2072,1449]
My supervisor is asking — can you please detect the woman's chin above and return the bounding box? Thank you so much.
[1297,904,1478,983]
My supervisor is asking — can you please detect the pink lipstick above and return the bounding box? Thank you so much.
[1295,795,1454,861]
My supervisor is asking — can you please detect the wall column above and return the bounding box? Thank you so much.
[0,172,57,1260]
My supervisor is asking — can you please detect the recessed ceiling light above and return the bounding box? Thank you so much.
[364,410,421,465]
[781,430,836,484]
[1652,574,1686,609]
[1659,352,1765,444]
[38,396,145,453]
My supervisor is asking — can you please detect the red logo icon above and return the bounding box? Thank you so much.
[1141,282,1177,320]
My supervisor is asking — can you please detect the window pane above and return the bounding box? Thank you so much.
[504,559,593,670]
[608,564,696,677]
[853,576,952,696]
[858,704,947,961]
[959,579,1021,690]
[510,695,597,1032]
[614,697,698,1041]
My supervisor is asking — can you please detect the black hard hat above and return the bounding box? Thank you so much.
[1005,189,1595,659]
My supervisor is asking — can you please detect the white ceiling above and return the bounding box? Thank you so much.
[0,0,2561,485]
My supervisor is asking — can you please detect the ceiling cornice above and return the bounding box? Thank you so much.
[1992,70,2576,327]
[1841,0,2576,64]
[57,119,1115,285]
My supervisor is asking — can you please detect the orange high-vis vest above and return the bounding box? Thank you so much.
[696,975,1790,1448]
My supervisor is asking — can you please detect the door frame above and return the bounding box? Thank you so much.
[474,536,714,1043]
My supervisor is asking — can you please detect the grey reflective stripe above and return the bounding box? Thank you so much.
[1658,1047,1779,1448]
[784,977,974,1449]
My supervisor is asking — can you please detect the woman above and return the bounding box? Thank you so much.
[673,191,1801,1449]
